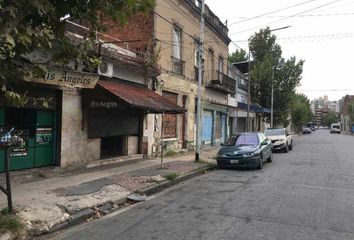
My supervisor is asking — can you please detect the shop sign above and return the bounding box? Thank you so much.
[36,128,53,145]
[11,147,28,157]
[25,68,100,89]
[90,101,118,109]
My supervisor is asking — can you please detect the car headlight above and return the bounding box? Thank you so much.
[243,151,259,157]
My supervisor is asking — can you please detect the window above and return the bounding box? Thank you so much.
[218,56,224,81]
[236,134,259,146]
[208,49,214,80]
[171,25,184,75]
[172,25,182,60]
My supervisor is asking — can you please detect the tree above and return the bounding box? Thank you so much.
[248,27,304,126]
[291,93,313,133]
[0,0,154,106]
[228,49,248,63]
[323,111,338,127]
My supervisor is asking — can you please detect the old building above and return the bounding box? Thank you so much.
[104,0,234,153]
[0,19,184,171]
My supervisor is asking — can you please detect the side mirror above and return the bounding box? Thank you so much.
[261,141,268,146]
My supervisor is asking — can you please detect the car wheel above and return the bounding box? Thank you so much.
[284,144,289,153]
[267,152,273,163]
[257,156,263,170]
[289,141,293,150]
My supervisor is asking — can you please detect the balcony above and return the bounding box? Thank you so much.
[208,71,236,94]
[171,56,185,76]
[238,82,248,92]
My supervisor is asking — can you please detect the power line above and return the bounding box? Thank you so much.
[228,12,354,19]
[228,0,318,26]
[233,32,354,42]
[230,0,345,35]
[298,89,351,92]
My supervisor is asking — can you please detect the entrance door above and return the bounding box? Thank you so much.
[202,110,213,144]
[221,114,226,142]
[0,108,55,172]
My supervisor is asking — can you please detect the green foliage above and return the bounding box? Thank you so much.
[248,27,304,126]
[164,172,178,181]
[291,94,313,132]
[323,111,338,127]
[0,210,25,237]
[0,0,155,106]
[228,49,248,63]
[348,102,354,124]
[165,149,178,157]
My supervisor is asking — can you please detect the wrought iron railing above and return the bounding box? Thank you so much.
[210,71,236,94]
[171,56,185,76]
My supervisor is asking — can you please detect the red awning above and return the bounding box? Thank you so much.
[97,80,185,114]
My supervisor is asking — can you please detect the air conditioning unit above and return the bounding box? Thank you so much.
[98,61,113,77]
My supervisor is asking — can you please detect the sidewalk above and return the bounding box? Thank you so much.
[0,146,219,237]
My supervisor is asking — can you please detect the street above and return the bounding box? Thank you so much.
[53,130,354,240]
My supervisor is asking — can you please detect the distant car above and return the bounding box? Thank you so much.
[216,132,273,170]
[330,123,341,134]
[264,128,293,152]
[302,127,311,134]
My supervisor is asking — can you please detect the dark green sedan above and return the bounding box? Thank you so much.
[216,132,273,170]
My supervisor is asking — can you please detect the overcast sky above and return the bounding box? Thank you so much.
[207,0,354,101]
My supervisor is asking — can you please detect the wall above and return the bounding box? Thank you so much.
[61,89,100,168]
[155,0,229,83]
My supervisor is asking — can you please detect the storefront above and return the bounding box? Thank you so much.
[83,79,185,161]
[0,86,60,172]
[201,102,228,146]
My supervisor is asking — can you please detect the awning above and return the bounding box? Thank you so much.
[98,80,185,114]
[238,102,269,114]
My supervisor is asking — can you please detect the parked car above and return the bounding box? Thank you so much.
[302,127,311,134]
[264,128,293,152]
[216,132,273,170]
[330,123,341,134]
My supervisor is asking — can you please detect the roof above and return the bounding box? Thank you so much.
[98,80,185,114]
[233,61,252,74]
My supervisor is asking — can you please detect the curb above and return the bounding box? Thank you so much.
[140,163,217,196]
[40,163,217,237]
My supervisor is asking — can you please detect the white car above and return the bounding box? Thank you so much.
[264,128,293,152]
[330,123,341,134]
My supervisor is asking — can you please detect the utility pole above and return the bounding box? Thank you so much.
[271,66,274,128]
[246,47,251,132]
[195,0,205,162]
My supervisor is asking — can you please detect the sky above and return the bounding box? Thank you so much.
[207,0,354,101]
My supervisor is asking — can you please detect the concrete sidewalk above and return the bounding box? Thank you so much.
[0,146,219,236]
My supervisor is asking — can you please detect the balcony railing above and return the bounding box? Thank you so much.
[209,71,236,94]
[238,82,248,91]
[171,56,185,76]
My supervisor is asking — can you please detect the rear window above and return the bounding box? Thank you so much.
[265,129,285,136]
[332,124,340,129]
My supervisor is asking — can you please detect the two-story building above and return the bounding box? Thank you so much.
[105,0,234,154]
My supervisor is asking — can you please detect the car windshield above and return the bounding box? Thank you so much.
[235,134,259,146]
[264,129,285,136]
[332,125,340,129]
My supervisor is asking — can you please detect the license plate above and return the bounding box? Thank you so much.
[230,160,239,164]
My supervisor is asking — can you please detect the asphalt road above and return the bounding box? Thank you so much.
[53,130,354,240]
